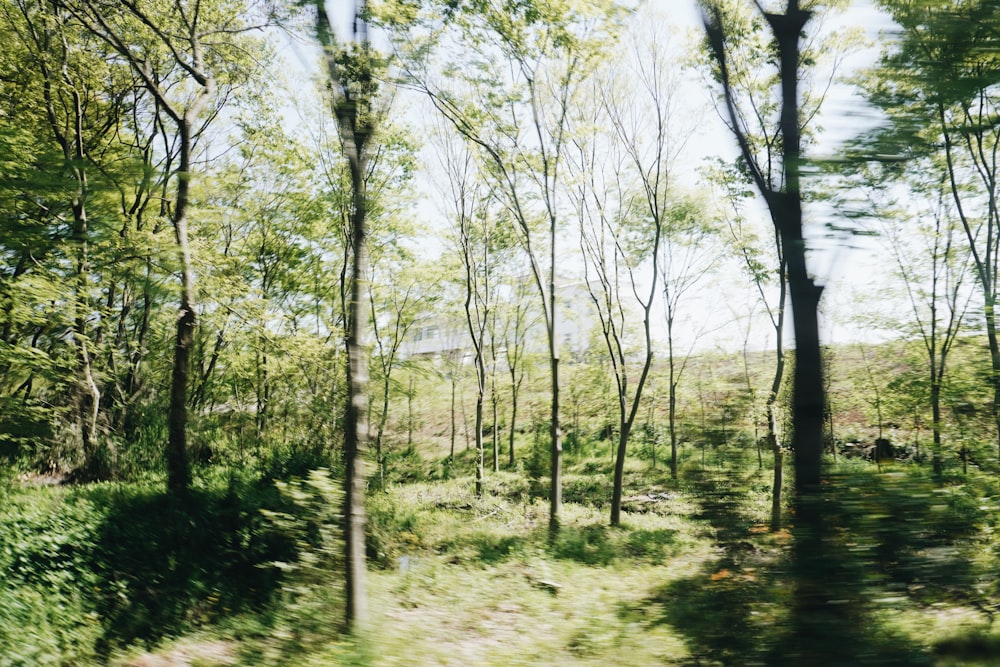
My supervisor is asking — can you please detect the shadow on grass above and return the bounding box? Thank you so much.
[433,530,533,566]
[934,630,1000,664]
[549,523,681,566]
[83,478,292,655]
[472,533,527,564]
[633,467,992,666]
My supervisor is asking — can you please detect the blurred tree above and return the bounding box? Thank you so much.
[314,0,381,633]
[862,0,1000,462]
[704,0,852,661]
[701,0,856,529]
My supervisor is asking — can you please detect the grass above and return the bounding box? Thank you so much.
[3,441,1000,665]
[359,475,713,667]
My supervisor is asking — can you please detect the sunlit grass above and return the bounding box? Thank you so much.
[361,476,715,667]
[5,441,1000,665]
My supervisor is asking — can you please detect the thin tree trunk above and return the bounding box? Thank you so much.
[768,399,783,531]
[985,303,1000,462]
[549,350,562,537]
[376,367,391,489]
[450,374,456,459]
[508,383,518,468]
[491,391,499,473]
[669,351,679,479]
[407,375,414,448]
[69,106,102,477]
[475,375,484,498]
[767,284,786,531]
[610,420,630,526]
[931,379,943,477]
[166,117,197,495]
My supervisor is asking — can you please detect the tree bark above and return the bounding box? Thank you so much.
[166,116,198,495]
[316,0,372,632]
[343,165,369,630]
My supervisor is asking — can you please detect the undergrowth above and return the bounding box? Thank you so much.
[3,442,1000,666]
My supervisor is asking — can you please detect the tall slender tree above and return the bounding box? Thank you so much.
[390,0,622,534]
[434,133,495,498]
[862,0,1000,461]
[62,0,259,492]
[315,0,379,632]
[568,18,711,522]
[704,1,850,661]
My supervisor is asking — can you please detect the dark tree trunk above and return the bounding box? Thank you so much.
[706,3,856,662]
[166,117,198,495]
[549,344,562,537]
[610,420,630,526]
[508,383,518,467]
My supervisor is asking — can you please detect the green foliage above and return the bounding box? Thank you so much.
[0,473,319,664]
[0,487,104,666]
[252,469,346,664]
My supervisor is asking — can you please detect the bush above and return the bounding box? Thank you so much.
[0,488,103,666]
[251,469,346,664]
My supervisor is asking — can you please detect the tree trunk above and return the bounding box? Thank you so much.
[985,300,1000,463]
[669,379,678,478]
[450,374,456,460]
[770,5,842,651]
[549,353,562,537]
[407,375,414,447]
[68,100,102,478]
[343,136,370,634]
[706,4,850,661]
[770,433,783,532]
[767,305,786,531]
[667,327,679,479]
[491,391,499,473]
[376,366,391,489]
[475,376,485,498]
[610,419,631,526]
[508,383,518,468]
[166,117,197,495]
[930,379,943,477]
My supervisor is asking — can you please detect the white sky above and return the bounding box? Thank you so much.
[286,1,910,353]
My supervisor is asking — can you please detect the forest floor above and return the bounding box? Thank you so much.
[5,446,1000,666]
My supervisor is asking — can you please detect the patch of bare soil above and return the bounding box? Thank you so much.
[120,639,235,667]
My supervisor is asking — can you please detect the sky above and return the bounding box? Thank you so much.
[284,1,911,353]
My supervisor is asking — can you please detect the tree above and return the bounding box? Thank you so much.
[861,0,1000,462]
[314,0,380,632]
[390,0,623,534]
[61,0,260,493]
[658,198,720,480]
[704,1,850,660]
[568,17,711,523]
[498,260,534,468]
[856,161,974,475]
[434,132,496,497]
[369,256,424,488]
[2,0,125,474]
[701,0,855,528]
